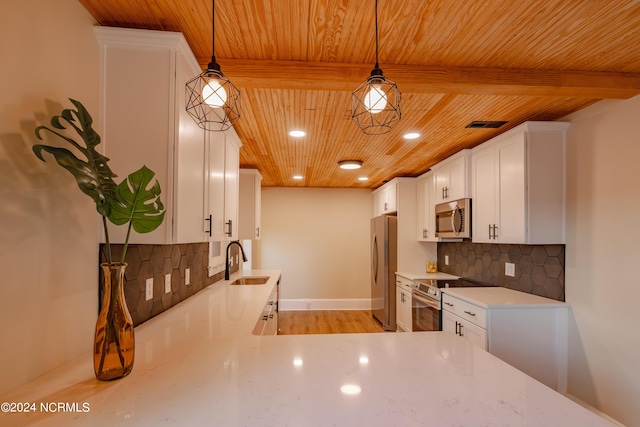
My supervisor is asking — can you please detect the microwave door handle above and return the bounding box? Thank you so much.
[451,205,460,236]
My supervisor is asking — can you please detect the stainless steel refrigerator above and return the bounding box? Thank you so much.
[371,215,397,331]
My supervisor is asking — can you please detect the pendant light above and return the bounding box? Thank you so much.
[186,0,240,131]
[351,0,401,135]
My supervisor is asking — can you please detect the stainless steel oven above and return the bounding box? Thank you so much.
[411,278,492,331]
[412,291,441,332]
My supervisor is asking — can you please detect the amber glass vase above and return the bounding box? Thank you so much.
[94,262,135,381]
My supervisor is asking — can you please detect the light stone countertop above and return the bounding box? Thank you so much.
[396,271,459,281]
[0,269,614,426]
[443,286,571,308]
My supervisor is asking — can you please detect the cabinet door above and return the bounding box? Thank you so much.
[239,170,262,240]
[396,287,407,331]
[174,52,206,243]
[224,137,240,240]
[447,156,467,201]
[442,311,487,350]
[416,177,428,241]
[433,168,449,204]
[496,133,526,243]
[205,132,227,241]
[472,144,497,243]
[385,182,397,213]
[417,173,437,241]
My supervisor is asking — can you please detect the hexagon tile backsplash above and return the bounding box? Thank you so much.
[437,242,565,301]
[99,243,239,326]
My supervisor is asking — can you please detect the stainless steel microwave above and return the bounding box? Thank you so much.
[435,198,471,239]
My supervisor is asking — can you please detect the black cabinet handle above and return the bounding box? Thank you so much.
[205,214,212,237]
[225,220,233,236]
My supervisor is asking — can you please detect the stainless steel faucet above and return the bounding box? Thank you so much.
[224,240,248,280]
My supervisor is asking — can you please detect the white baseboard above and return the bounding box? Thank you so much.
[279,298,371,311]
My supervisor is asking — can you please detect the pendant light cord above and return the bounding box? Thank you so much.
[211,0,216,63]
[374,0,379,69]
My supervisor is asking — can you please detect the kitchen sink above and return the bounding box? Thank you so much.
[230,276,270,285]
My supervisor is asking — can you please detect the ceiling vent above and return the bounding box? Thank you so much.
[465,121,507,129]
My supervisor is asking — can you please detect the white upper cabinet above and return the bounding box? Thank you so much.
[95,27,206,244]
[471,121,569,244]
[432,150,471,204]
[416,171,437,242]
[372,180,398,216]
[204,129,241,242]
[239,169,262,240]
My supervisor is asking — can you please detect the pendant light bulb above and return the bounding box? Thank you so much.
[202,77,228,108]
[364,85,387,114]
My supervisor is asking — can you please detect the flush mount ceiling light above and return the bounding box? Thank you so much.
[403,132,420,140]
[289,130,306,137]
[351,0,401,135]
[338,160,363,170]
[185,0,240,131]
[293,175,304,180]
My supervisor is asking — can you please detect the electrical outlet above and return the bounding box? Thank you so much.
[445,255,449,265]
[185,268,190,286]
[505,262,515,277]
[165,273,171,293]
[235,254,239,264]
[145,278,153,301]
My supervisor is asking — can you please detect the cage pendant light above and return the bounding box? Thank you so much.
[186,0,240,131]
[351,0,401,135]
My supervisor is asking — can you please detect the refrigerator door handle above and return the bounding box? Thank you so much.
[372,234,378,284]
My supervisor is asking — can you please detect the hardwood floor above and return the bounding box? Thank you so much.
[278,310,388,335]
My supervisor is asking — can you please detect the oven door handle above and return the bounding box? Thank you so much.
[412,292,440,310]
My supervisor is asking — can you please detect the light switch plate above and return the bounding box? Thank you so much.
[444,255,449,266]
[145,278,153,301]
[165,273,171,293]
[505,262,515,277]
[185,268,190,286]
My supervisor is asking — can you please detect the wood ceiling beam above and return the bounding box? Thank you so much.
[205,59,640,99]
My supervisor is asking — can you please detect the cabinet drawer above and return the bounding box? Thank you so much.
[442,294,486,328]
[396,276,414,291]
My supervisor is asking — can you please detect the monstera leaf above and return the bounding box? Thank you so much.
[109,166,166,239]
[33,99,117,218]
[33,99,165,264]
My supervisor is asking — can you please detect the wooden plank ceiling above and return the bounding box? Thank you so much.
[79,0,640,188]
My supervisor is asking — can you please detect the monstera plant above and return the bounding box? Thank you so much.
[33,99,165,381]
[33,98,165,263]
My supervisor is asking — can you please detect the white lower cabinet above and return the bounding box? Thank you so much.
[395,275,413,332]
[253,285,279,336]
[442,288,569,393]
[442,310,487,350]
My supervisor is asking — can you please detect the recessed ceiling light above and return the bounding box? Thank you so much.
[403,132,420,140]
[289,130,306,137]
[338,160,363,170]
[358,177,369,181]
[293,175,304,180]
[340,384,362,395]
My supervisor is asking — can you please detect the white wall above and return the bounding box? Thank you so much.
[564,95,640,426]
[260,187,372,310]
[0,1,100,394]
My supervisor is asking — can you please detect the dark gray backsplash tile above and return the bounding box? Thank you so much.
[100,242,239,326]
[437,241,565,301]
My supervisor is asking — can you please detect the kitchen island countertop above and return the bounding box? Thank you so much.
[0,269,614,426]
